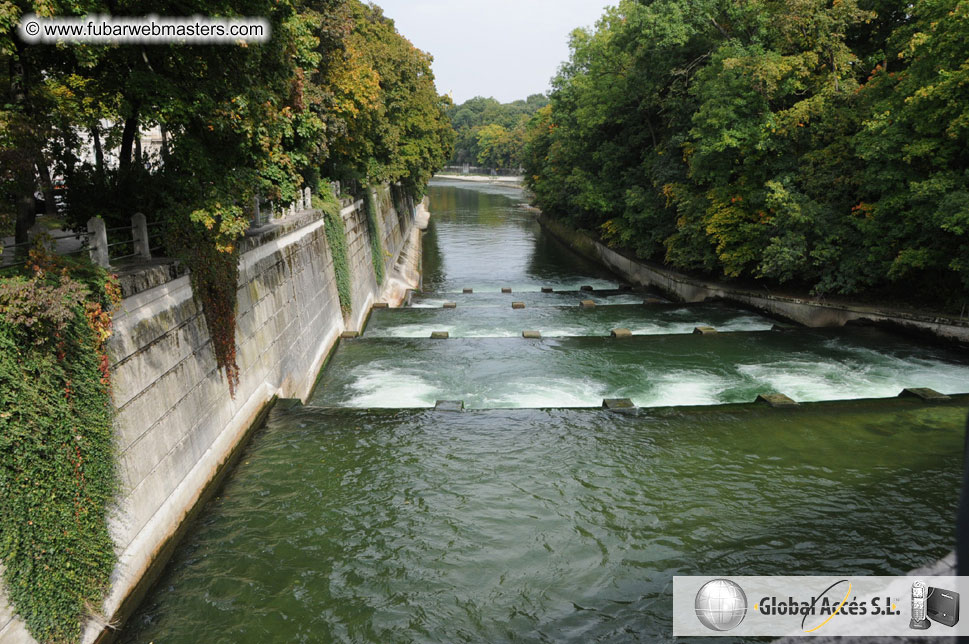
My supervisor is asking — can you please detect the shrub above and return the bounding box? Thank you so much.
[0,248,119,644]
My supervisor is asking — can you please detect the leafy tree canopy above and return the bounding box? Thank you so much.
[447,93,547,169]
[524,0,969,307]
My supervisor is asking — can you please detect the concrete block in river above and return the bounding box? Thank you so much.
[522,330,542,339]
[602,398,636,410]
[501,287,512,293]
[693,326,718,335]
[372,302,389,309]
[899,387,951,402]
[611,328,632,338]
[512,301,525,309]
[340,331,359,339]
[434,400,465,412]
[756,393,799,408]
[430,331,449,339]
[463,288,473,294]
[580,300,596,309]
[580,285,594,292]
[541,287,554,293]
[443,302,457,309]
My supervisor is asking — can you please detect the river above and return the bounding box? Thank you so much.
[121,179,969,643]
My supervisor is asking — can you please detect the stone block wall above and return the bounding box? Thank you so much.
[342,199,379,332]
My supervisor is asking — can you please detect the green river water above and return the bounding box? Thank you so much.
[122,179,969,643]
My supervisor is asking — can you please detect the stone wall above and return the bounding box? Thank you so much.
[374,184,408,265]
[539,214,969,346]
[0,189,421,644]
[342,198,379,332]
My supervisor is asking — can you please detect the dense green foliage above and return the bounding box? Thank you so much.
[315,186,352,316]
[0,250,119,644]
[363,188,386,285]
[448,95,548,169]
[524,0,969,306]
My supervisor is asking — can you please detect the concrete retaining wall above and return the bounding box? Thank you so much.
[539,214,969,346]
[0,189,422,644]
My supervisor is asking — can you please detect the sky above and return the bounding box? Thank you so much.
[373,0,615,104]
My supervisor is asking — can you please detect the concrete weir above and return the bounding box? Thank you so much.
[0,186,426,644]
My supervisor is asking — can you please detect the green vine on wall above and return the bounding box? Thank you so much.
[185,245,240,396]
[315,185,353,317]
[167,203,247,397]
[363,188,386,286]
[0,247,120,644]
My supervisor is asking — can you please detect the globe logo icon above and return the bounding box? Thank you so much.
[695,579,748,631]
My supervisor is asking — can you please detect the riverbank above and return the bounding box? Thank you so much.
[538,213,969,347]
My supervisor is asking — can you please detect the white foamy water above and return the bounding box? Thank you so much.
[716,315,776,332]
[625,315,772,336]
[592,294,649,305]
[410,299,450,309]
[379,324,518,339]
[736,360,881,401]
[489,376,607,408]
[534,327,590,337]
[631,371,732,407]
[345,368,440,407]
[737,345,969,402]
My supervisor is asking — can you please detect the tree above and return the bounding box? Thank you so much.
[446,94,546,169]
[524,0,969,306]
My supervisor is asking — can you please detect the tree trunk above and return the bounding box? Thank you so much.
[61,125,76,187]
[15,194,36,245]
[161,124,169,161]
[36,155,57,215]
[119,107,139,173]
[92,124,105,183]
[9,48,37,244]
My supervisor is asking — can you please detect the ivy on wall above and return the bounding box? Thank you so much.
[315,185,353,317]
[166,203,248,397]
[363,188,386,286]
[185,245,240,396]
[0,248,120,644]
